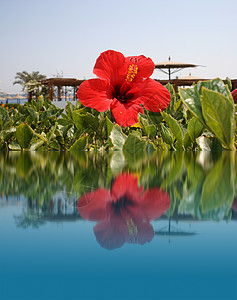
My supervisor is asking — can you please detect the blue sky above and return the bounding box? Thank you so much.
[1,0,237,93]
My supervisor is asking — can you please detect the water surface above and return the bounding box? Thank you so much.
[0,151,236,300]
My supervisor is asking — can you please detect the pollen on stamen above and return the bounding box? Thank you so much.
[126,64,138,82]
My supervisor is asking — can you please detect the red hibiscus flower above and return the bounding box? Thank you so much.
[77,173,170,250]
[231,89,237,103]
[77,50,171,127]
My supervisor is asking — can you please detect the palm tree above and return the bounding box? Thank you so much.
[13,71,46,101]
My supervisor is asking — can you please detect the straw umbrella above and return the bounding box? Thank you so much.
[155,56,200,80]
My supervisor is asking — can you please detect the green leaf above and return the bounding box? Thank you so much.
[145,124,157,138]
[183,132,192,150]
[146,140,157,152]
[29,140,45,150]
[196,78,232,100]
[196,136,223,151]
[110,124,127,150]
[106,116,113,138]
[49,140,60,150]
[0,107,9,127]
[179,86,205,125]
[16,123,34,149]
[188,117,204,141]
[201,88,235,150]
[73,111,99,133]
[123,132,147,162]
[165,83,176,114]
[8,141,21,150]
[147,111,163,126]
[69,136,87,151]
[123,131,146,153]
[138,114,149,130]
[27,107,39,124]
[161,123,174,146]
[161,112,183,148]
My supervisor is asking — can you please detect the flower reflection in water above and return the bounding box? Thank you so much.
[77,173,170,250]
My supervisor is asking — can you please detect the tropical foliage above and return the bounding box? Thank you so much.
[0,77,236,151]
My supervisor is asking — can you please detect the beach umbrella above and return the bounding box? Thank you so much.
[6,94,14,99]
[15,94,27,99]
[155,56,200,80]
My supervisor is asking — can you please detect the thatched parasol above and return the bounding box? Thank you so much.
[155,56,200,80]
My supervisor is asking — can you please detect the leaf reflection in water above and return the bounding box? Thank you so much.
[0,151,236,235]
[77,173,170,250]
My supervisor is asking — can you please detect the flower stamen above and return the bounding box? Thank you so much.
[126,64,138,82]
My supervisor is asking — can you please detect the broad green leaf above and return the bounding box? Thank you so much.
[183,132,192,150]
[110,124,127,150]
[179,86,205,125]
[161,123,174,146]
[196,78,232,100]
[49,140,60,150]
[196,136,222,151]
[69,136,87,151]
[123,132,147,163]
[201,153,234,213]
[16,123,34,149]
[145,124,157,138]
[8,141,21,150]
[40,108,63,122]
[138,114,149,130]
[123,131,146,154]
[29,140,45,150]
[146,140,157,152]
[147,111,163,125]
[188,117,204,141]
[161,112,183,147]
[27,107,39,124]
[0,107,9,127]
[201,88,235,150]
[73,111,99,133]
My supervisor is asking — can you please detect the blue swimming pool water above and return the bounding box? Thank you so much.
[0,151,236,300]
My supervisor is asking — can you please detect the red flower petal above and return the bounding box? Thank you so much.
[93,217,127,250]
[93,50,127,83]
[110,98,144,127]
[111,173,143,202]
[77,188,111,221]
[77,78,113,112]
[125,55,155,82]
[135,78,171,112]
[141,188,171,220]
